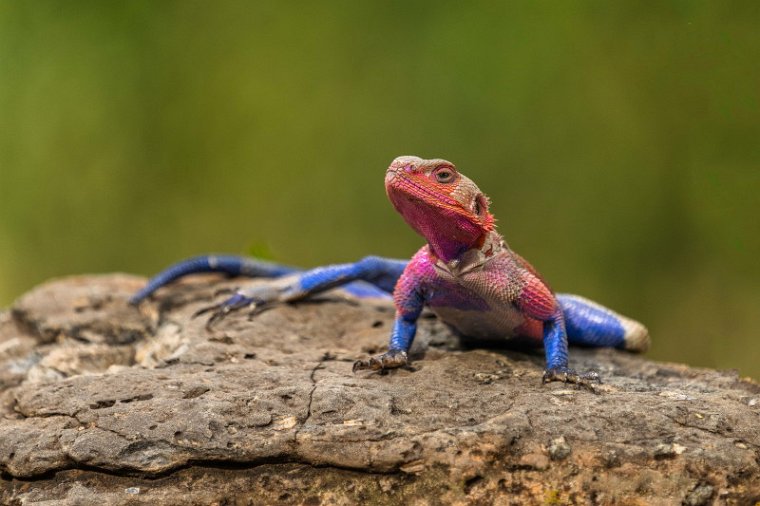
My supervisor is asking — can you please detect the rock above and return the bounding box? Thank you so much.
[1,274,760,505]
[547,436,571,461]
[684,483,715,506]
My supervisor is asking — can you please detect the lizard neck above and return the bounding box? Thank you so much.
[426,232,480,264]
[430,230,506,270]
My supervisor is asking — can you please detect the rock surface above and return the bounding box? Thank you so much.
[1,274,759,505]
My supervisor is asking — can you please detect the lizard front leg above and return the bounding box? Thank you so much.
[353,250,431,372]
[517,271,600,387]
[540,311,600,386]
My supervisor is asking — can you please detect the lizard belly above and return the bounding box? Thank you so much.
[430,304,527,340]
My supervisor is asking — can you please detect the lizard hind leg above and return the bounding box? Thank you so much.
[557,294,650,352]
[193,256,409,328]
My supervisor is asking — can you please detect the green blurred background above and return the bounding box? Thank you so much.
[1,1,758,378]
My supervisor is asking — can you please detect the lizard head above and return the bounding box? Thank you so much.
[385,156,495,262]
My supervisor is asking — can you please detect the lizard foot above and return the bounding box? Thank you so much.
[542,367,601,390]
[193,290,275,329]
[353,350,408,373]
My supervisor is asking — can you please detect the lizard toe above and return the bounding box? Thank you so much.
[353,350,408,372]
[193,292,258,329]
[543,367,601,390]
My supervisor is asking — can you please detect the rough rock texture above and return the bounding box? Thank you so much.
[1,274,759,505]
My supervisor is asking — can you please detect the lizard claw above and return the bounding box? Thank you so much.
[193,284,284,329]
[193,292,264,329]
[353,350,408,372]
[542,367,601,390]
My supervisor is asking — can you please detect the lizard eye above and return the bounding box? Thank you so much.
[434,168,455,184]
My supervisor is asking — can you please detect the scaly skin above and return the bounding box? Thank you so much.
[132,156,650,386]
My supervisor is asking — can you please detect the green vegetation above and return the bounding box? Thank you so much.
[1,1,758,378]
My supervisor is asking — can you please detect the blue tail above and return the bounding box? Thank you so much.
[557,294,627,348]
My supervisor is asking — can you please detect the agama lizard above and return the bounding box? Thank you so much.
[131,156,649,385]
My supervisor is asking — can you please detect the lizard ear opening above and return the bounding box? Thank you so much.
[474,194,489,219]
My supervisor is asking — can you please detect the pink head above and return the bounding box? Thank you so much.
[385,156,495,262]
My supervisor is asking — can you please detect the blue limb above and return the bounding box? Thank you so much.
[292,256,407,297]
[388,315,419,353]
[130,255,296,305]
[557,294,626,348]
[542,312,570,371]
[541,311,600,387]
